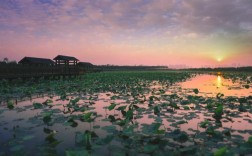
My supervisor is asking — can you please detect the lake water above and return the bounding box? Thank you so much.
[0,74,251,155]
[180,74,252,97]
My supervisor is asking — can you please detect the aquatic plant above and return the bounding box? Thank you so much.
[0,71,251,155]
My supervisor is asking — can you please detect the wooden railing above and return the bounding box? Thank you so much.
[0,64,84,79]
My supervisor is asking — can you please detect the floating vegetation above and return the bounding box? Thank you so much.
[0,71,251,155]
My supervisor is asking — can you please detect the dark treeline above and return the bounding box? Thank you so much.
[0,61,17,65]
[95,65,168,71]
[177,66,252,72]
[95,65,252,72]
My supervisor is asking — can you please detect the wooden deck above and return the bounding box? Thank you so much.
[0,64,84,79]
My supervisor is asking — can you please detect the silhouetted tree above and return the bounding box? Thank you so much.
[3,57,8,63]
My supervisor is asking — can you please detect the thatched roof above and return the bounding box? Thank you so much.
[53,55,79,61]
[18,57,54,65]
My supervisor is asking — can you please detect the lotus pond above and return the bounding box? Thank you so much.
[0,71,252,156]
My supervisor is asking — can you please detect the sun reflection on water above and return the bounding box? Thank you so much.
[181,74,252,97]
[217,75,222,88]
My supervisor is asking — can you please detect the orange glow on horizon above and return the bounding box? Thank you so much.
[0,1,252,67]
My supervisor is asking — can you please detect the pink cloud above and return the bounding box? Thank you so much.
[0,0,252,67]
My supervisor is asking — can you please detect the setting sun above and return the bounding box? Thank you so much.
[0,1,252,67]
[217,58,222,62]
[0,1,252,155]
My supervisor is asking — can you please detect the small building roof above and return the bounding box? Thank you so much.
[78,62,94,66]
[18,57,54,65]
[53,55,79,61]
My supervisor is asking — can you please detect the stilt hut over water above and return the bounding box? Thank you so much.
[18,57,54,66]
[53,55,79,66]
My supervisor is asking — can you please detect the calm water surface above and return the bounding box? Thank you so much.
[0,74,251,155]
[180,74,252,97]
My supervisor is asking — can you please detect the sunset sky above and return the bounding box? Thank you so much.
[0,0,252,67]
